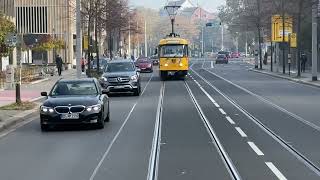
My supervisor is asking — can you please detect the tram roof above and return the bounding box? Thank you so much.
[159,37,189,45]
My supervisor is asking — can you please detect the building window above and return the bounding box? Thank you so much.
[16,6,48,34]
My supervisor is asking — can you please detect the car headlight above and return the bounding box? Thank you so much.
[41,106,54,113]
[131,75,138,81]
[86,104,101,112]
[147,64,152,68]
[100,77,108,82]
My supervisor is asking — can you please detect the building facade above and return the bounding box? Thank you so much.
[0,0,75,67]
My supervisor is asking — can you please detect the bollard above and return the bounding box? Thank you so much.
[16,83,21,105]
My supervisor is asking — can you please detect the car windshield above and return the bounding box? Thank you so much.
[50,81,98,96]
[137,59,150,63]
[160,45,187,58]
[105,62,135,72]
[218,54,226,58]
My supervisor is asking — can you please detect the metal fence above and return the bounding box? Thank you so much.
[0,64,57,90]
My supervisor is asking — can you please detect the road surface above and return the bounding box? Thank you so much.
[0,58,320,180]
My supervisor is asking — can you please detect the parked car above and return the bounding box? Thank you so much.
[231,52,240,58]
[216,54,229,64]
[40,78,110,131]
[135,58,153,73]
[100,60,141,96]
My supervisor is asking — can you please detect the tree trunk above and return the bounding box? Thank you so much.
[109,31,113,59]
[0,55,2,71]
[87,15,92,76]
[95,18,100,73]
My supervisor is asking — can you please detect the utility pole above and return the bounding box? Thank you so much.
[281,0,286,74]
[144,19,147,57]
[312,0,318,81]
[221,24,224,51]
[202,26,204,57]
[76,0,82,78]
[128,18,131,58]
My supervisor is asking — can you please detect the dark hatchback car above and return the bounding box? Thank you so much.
[40,79,110,131]
[150,55,159,65]
[135,58,153,73]
[216,54,229,64]
[100,60,141,96]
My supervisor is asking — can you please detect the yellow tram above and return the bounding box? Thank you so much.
[158,37,189,80]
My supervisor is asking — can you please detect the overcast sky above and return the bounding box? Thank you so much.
[129,0,226,13]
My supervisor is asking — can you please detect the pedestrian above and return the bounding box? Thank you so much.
[131,55,135,61]
[301,53,307,73]
[55,54,63,76]
[263,52,268,65]
[81,57,86,72]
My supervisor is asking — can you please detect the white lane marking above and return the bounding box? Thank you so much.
[89,103,137,180]
[265,162,287,180]
[211,61,214,69]
[204,69,320,133]
[192,68,320,175]
[226,116,235,125]
[199,87,216,103]
[147,83,164,180]
[185,82,243,180]
[214,102,220,108]
[141,74,154,95]
[248,142,264,156]
[235,127,247,137]
[219,108,226,115]
[202,58,205,69]
[89,73,155,180]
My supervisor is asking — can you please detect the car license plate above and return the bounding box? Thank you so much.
[61,113,79,120]
[114,86,125,89]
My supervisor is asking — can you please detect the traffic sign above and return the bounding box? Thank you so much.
[290,33,297,48]
[271,15,293,42]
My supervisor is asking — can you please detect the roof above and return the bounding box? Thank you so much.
[179,7,198,17]
[167,0,185,7]
[159,37,189,45]
[107,59,134,64]
[59,78,96,83]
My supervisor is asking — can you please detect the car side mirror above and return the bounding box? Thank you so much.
[41,92,48,96]
[102,89,109,94]
[136,68,141,73]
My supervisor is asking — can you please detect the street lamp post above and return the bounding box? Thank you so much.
[164,5,181,36]
[312,1,318,81]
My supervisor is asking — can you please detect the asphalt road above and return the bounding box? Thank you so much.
[0,58,320,180]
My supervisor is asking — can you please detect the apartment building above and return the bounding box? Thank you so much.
[0,0,75,66]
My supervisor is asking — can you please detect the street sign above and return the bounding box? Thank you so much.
[5,33,18,47]
[83,35,88,50]
[290,33,297,48]
[271,15,293,42]
[206,22,220,27]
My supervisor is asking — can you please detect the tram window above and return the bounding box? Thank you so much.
[160,45,187,58]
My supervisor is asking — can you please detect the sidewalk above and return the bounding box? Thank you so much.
[0,69,78,107]
[0,69,86,132]
[244,58,320,88]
